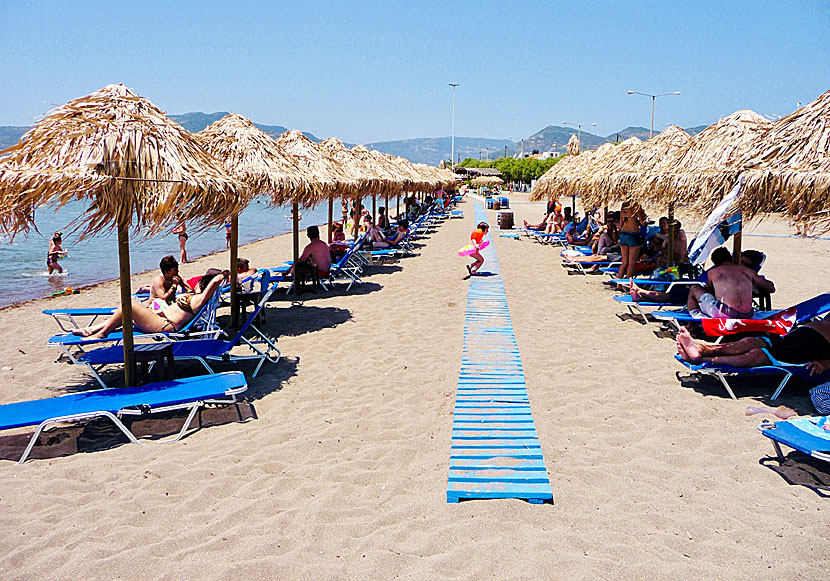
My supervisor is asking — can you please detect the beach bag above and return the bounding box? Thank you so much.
[810,382,830,415]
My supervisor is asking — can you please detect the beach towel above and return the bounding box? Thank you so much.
[701,306,797,337]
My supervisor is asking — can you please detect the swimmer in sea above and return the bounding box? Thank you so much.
[47,231,65,275]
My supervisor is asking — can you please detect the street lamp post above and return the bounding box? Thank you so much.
[562,121,597,152]
[626,90,680,138]
[449,83,459,168]
[627,89,681,264]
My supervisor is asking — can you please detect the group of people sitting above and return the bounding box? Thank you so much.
[552,202,689,278]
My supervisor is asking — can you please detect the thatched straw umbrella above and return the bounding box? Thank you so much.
[639,110,771,211]
[471,176,504,187]
[592,125,691,208]
[635,110,771,263]
[319,138,391,243]
[351,145,407,220]
[0,84,242,386]
[566,134,580,156]
[586,126,689,263]
[273,130,358,265]
[725,90,830,233]
[530,147,600,203]
[196,113,313,325]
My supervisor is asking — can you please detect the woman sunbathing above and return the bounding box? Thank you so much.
[73,270,229,339]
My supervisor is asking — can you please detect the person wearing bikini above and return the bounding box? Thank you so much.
[47,231,65,274]
[173,216,188,263]
[73,270,229,339]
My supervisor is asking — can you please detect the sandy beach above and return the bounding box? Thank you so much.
[0,195,827,579]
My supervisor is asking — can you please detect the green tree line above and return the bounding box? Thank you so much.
[458,156,562,184]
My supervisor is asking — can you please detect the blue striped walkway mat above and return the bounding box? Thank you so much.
[447,203,552,504]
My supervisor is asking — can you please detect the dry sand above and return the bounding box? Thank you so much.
[0,195,827,579]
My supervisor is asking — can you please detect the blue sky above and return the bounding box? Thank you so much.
[1,1,828,144]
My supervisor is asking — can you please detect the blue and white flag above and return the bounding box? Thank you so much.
[687,177,743,266]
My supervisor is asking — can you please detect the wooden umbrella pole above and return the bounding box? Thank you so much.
[396,194,400,219]
[572,194,576,219]
[372,195,376,225]
[731,199,743,264]
[327,197,334,243]
[230,215,240,328]
[117,220,135,387]
[385,193,389,226]
[292,201,300,294]
[667,202,676,267]
[732,224,743,264]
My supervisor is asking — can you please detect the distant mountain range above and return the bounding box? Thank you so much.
[520,124,709,158]
[0,111,711,166]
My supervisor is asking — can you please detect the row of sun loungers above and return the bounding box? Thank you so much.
[3,199,459,463]
[511,221,830,464]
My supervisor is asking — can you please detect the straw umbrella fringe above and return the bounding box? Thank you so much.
[638,110,771,215]
[724,90,830,231]
[471,176,504,187]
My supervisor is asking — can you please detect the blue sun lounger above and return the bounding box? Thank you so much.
[43,307,117,332]
[76,283,281,385]
[0,371,248,464]
[675,354,830,400]
[47,292,222,366]
[758,416,830,464]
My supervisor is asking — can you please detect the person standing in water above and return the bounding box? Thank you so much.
[173,215,188,263]
[47,231,65,274]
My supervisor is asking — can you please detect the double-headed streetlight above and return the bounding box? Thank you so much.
[627,90,681,138]
[562,121,596,152]
[449,83,459,168]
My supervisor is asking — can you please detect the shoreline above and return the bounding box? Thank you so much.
[0,223,327,313]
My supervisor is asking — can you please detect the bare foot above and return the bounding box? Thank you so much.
[72,328,94,337]
[676,326,703,363]
[629,279,642,301]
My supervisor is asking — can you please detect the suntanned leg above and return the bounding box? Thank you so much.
[676,326,766,363]
[470,252,484,274]
[626,246,641,278]
[617,246,629,279]
[75,307,124,337]
[630,281,670,302]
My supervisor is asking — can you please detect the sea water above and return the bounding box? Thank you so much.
[0,196,393,308]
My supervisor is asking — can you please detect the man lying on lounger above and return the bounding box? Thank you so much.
[676,320,830,376]
[685,247,775,318]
